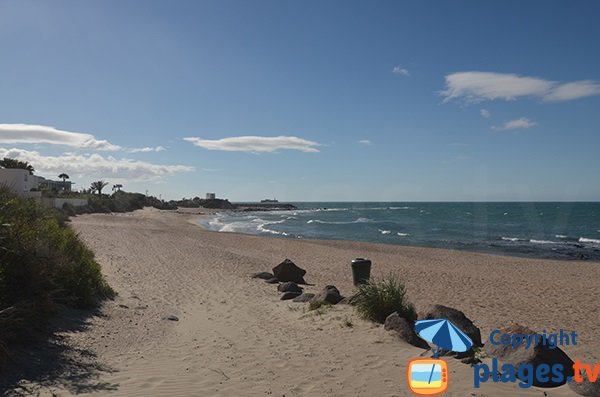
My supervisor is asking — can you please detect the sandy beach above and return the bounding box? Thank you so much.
[13,207,600,397]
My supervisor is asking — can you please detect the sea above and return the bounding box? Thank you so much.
[199,202,600,261]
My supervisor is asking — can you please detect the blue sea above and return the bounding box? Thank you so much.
[199,202,600,260]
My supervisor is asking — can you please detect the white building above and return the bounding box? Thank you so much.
[0,168,42,200]
[206,192,216,200]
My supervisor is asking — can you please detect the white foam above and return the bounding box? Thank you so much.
[530,239,556,244]
[555,235,568,239]
[378,229,392,235]
[306,218,373,225]
[501,237,521,242]
[397,232,409,237]
[579,237,600,244]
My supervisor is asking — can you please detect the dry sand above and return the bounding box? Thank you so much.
[13,208,600,396]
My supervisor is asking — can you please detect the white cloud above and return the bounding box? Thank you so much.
[542,80,600,102]
[492,117,538,131]
[440,71,600,103]
[480,109,491,118]
[392,66,409,76]
[0,123,121,150]
[128,146,166,153]
[183,136,320,153]
[0,147,193,181]
[358,139,372,145]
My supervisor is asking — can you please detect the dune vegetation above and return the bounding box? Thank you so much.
[0,187,114,370]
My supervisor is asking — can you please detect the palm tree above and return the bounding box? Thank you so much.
[58,173,70,182]
[0,158,35,175]
[112,183,123,192]
[90,180,109,196]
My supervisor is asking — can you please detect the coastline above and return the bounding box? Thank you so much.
[13,207,598,396]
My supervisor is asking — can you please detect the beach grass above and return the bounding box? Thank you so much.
[351,274,416,324]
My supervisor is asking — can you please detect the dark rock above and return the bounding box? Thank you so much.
[384,312,429,349]
[292,293,315,302]
[264,277,280,284]
[418,304,482,347]
[272,259,307,284]
[570,377,600,396]
[251,271,275,280]
[312,285,344,305]
[483,324,574,387]
[165,315,179,321]
[277,281,303,293]
[281,291,302,300]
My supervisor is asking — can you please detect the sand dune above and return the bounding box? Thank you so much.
[18,208,599,396]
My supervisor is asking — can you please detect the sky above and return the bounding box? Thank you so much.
[0,0,599,201]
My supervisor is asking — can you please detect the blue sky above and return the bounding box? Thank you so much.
[1,0,599,201]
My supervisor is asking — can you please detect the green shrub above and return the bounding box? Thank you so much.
[0,187,114,370]
[352,274,416,324]
[308,300,331,311]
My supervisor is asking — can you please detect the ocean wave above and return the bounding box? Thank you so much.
[555,235,569,239]
[397,232,409,237]
[307,217,373,225]
[378,229,392,235]
[530,239,556,244]
[501,236,524,242]
[579,237,600,245]
[388,206,414,210]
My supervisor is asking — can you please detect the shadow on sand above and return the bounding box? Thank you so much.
[0,306,119,396]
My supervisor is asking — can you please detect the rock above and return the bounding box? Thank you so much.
[281,291,302,300]
[384,312,429,349]
[418,304,482,347]
[264,277,280,284]
[251,271,275,280]
[277,281,303,293]
[570,377,600,396]
[272,259,307,284]
[165,315,179,321]
[483,324,574,387]
[292,293,315,302]
[312,285,344,305]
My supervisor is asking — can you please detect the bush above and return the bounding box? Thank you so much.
[352,274,416,324]
[0,187,114,370]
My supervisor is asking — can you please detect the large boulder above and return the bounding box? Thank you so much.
[311,285,344,305]
[483,324,574,387]
[277,281,303,293]
[385,312,429,349]
[272,259,307,284]
[418,305,482,347]
[292,293,315,302]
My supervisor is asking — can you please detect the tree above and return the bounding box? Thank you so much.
[0,158,34,174]
[90,180,109,196]
[58,173,70,182]
[112,183,123,192]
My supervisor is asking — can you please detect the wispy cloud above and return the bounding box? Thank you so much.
[392,66,409,76]
[358,139,372,145]
[440,71,600,103]
[480,109,491,118]
[492,117,538,131]
[0,123,121,150]
[128,146,166,153]
[0,147,193,181]
[183,136,320,153]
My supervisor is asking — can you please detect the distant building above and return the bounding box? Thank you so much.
[37,176,73,192]
[0,168,42,200]
[206,192,216,200]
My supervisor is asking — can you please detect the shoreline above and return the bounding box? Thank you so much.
[193,208,600,263]
[12,207,598,396]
